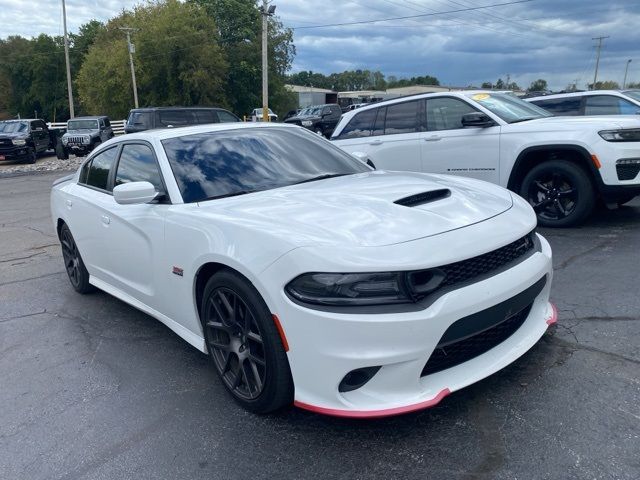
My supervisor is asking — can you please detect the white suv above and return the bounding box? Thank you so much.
[526,90,640,116]
[331,91,640,227]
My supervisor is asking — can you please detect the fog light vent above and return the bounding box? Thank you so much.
[338,366,381,392]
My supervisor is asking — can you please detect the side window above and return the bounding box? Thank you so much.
[85,147,118,191]
[385,100,421,135]
[372,107,386,136]
[79,160,91,184]
[195,110,218,124]
[128,111,152,128]
[335,108,377,139]
[30,121,38,130]
[115,144,164,192]
[584,96,623,115]
[104,118,111,128]
[99,119,105,128]
[426,97,478,131]
[158,110,194,127]
[217,110,240,123]
[35,120,46,130]
[531,98,582,116]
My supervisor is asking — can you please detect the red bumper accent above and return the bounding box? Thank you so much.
[546,303,558,326]
[272,314,289,352]
[294,388,451,419]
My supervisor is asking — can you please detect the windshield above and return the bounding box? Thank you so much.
[162,127,370,203]
[254,108,275,115]
[623,90,640,102]
[0,121,28,133]
[68,119,98,130]
[466,92,552,123]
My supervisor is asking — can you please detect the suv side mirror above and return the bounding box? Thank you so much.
[461,112,495,128]
[113,181,159,205]
[351,151,376,169]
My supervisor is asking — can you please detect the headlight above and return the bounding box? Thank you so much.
[83,137,90,144]
[301,120,313,127]
[286,269,446,306]
[11,138,26,146]
[598,128,640,142]
[62,137,69,144]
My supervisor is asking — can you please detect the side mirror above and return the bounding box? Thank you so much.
[351,151,376,169]
[461,112,495,128]
[113,181,159,205]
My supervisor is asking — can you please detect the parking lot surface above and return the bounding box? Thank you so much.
[1,171,639,480]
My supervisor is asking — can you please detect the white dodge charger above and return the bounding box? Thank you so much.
[50,123,556,418]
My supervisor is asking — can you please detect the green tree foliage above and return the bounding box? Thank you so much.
[592,80,620,90]
[528,78,548,92]
[192,0,296,117]
[626,81,640,89]
[287,70,440,91]
[77,0,228,118]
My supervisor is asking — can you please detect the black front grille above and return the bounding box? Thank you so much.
[616,163,640,181]
[437,233,535,290]
[421,276,546,377]
[422,305,531,376]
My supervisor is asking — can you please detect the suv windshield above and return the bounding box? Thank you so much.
[162,127,370,203]
[623,90,640,102]
[68,120,98,130]
[0,121,28,133]
[466,92,552,123]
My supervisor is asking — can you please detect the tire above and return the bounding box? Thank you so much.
[25,148,36,164]
[55,139,69,160]
[59,224,95,294]
[201,270,293,413]
[520,160,595,228]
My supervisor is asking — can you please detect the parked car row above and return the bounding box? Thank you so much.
[284,103,342,138]
[526,89,640,116]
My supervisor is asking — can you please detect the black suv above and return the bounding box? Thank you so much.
[0,119,51,163]
[125,107,241,134]
[57,116,114,159]
[284,104,342,138]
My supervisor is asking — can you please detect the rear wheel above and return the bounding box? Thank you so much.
[520,160,595,227]
[201,270,293,413]
[59,224,94,294]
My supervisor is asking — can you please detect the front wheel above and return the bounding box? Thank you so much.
[55,140,69,160]
[201,270,293,413]
[59,224,94,293]
[520,160,595,227]
[26,148,36,164]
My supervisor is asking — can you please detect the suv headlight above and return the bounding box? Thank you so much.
[286,270,446,306]
[11,138,27,146]
[301,120,313,127]
[598,128,640,142]
[62,136,69,144]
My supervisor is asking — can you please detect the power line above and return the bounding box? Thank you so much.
[291,0,536,30]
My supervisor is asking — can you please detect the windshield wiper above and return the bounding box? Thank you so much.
[200,190,258,201]
[292,173,348,185]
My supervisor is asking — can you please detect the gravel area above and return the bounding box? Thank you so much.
[0,154,82,176]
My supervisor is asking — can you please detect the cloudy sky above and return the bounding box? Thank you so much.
[1,0,638,90]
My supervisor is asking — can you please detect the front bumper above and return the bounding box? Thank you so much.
[263,225,553,417]
[0,145,32,161]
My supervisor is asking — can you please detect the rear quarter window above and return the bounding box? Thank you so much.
[531,98,582,116]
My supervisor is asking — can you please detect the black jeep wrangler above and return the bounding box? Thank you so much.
[0,119,51,164]
[57,116,114,159]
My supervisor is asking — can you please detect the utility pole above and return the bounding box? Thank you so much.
[61,0,75,118]
[260,1,276,122]
[623,59,632,89]
[120,28,139,108]
[591,36,609,90]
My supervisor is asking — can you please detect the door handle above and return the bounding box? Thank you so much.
[101,215,110,225]
[424,135,442,142]
[369,140,383,146]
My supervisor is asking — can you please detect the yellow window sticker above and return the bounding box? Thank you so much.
[472,93,490,101]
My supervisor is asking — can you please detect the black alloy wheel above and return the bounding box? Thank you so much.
[205,287,267,401]
[520,160,595,227]
[26,148,37,164]
[201,270,293,413]
[59,224,94,293]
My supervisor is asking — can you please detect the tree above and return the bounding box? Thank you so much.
[481,81,493,89]
[494,78,505,89]
[592,80,620,90]
[77,0,228,118]
[528,79,548,92]
[626,81,640,89]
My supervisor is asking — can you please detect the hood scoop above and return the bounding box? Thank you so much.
[394,189,451,207]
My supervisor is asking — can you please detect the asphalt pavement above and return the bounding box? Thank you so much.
[1,171,639,480]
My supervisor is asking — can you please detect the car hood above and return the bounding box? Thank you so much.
[195,171,514,247]
[285,114,320,123]
[508,115,640,130]
[0,132,28,140]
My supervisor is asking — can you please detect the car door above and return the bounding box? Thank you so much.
[333,100,424,172]
[30,120,47,152]
[421,96,501,183]
[65,146,121,282]
[102,142,168,307]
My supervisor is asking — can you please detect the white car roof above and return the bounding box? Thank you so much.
[526,90,630,101]
[120,122,297,142]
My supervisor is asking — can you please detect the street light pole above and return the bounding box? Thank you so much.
[61,0,75,118]
[120,28,139,108]
[623,59,632,89]
[260,1,276,122]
